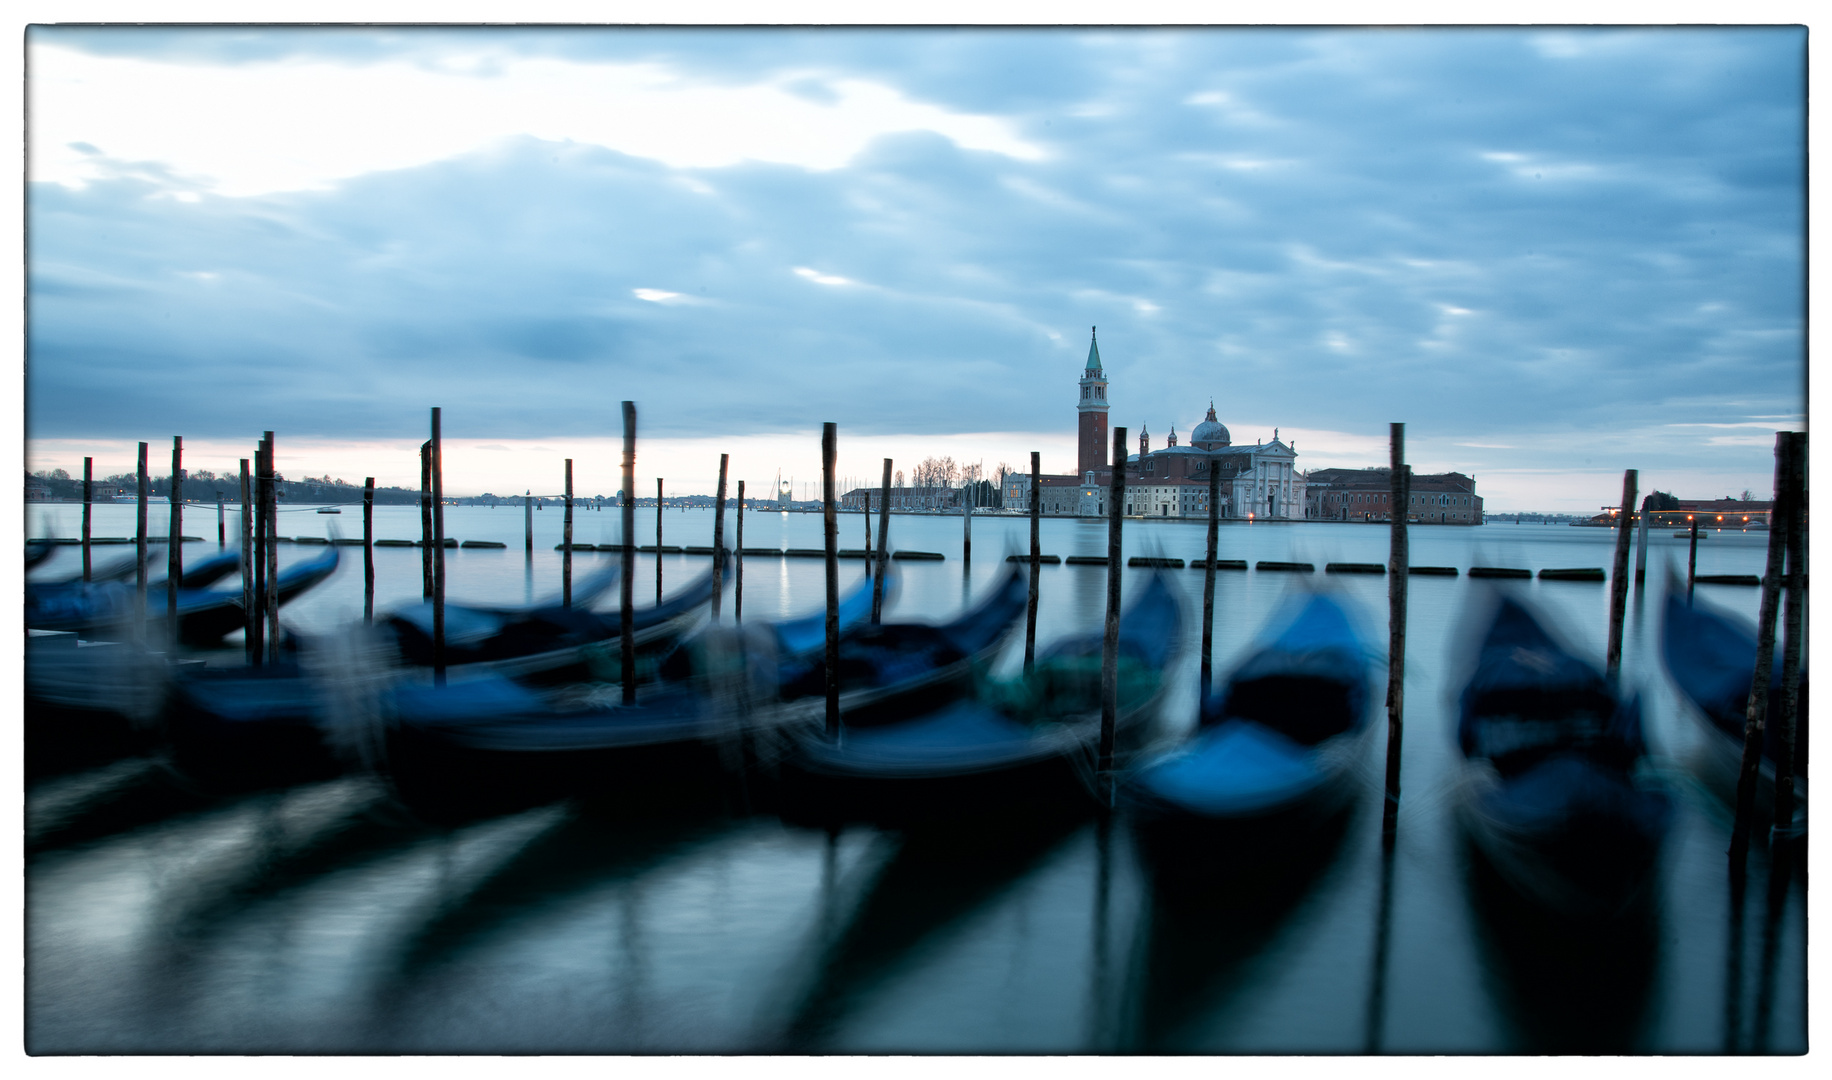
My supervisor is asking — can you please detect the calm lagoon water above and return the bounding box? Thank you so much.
[25,505,1807,1053]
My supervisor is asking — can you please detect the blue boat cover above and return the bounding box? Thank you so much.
[1662,591,1807,775]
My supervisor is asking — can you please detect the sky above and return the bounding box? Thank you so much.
[22,24,1807,511]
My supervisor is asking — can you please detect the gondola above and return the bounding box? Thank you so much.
[776,569,1181,828]
[25,546,338,646]
[25,630,178,776]
[1660,586,1807,833]
[1121,589,1376,874]
[384,557,722,682]
[1452,593,1672,918]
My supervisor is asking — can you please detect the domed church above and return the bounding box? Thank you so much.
[1003,328,1307,519]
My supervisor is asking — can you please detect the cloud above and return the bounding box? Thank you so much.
[24,26,1806,508]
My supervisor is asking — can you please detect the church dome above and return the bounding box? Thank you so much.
[1190,403,1230,447]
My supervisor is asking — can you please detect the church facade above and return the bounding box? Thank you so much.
[1002,329,1307,519]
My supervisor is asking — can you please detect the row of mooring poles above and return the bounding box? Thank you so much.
[1729,430,1808,868]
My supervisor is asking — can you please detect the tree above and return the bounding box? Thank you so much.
[1740,489,1756,502]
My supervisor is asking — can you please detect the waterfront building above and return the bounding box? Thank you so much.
[999,328,1306,519]
[1305,467,1483,524]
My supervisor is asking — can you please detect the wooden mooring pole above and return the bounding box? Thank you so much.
[1605,469,1637,683]
[168,436,183,644]
[135,441,148,643]
[961,478,972,573]
[863,491,872,581]
[620,402,637,705]
[1730,433,1792,867]
[525,490,533,553]
[1201,451,1222,694]
[735,480,746,624]
[1688,518,1701,603]
[1769,431,1807,845]
[363,477,375,624]
[1383,423,1409,847]
[1099,426,1127,804]
[264,431,279,665]
[823,423,841,739]
[419,441,433,600]
[1025,451,1040,677]
[217,491,225,550]
[1634,492,1651,585]
[712,454,729,621]
[252,440,268,664]
[656,478,664,606]
[81,457,92,582]
[563,459,575,609]
[432,408,447,685]
[872,458,892,624]
[240,458,254,663]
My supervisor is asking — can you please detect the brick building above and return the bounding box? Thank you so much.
[1305,467,1483,525]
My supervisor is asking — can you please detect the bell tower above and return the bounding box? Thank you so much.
[1077,327,1109,475]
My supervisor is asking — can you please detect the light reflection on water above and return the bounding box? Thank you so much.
[25,508,1806,1053]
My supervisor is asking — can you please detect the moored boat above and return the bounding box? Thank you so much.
[1452,594,1672,919]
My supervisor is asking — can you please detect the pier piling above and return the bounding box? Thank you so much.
[1025,451,1040,676]
[961,478,972,573]
[264,432,279,665]
[1635,492,1651,585]
[135,442,148,644]
[363,477,375,624]
[1688,518,1701,603]
[168,436,182,643]
[1201,450,1221,694]
[525,491,533,553]
[217,491,225,550]
[872,459,892,624]
[81,457,92,582]
[656,478,664,605]
[432,409,447,685]
[823,423,840,739]
[735,480,746,624]
[1606,469,1637,682]
[419,441,433,600]
[563,459,574,610]
[1731,433,1792,868]
[1383,423,1409,847]
[620,402,637,705]
[712,454,729,621]
[1099,426,1127,804]
[863,491,872,581]
[240,458,253,663]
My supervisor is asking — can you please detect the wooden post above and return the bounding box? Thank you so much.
[823,423,841,738]
[1730,433,1791,867]
[1687,518,1701,603]
[863,491,872,581]
[1025,451,1040,676]
[1634,492,1651,585]
[265,432,279,664]
[363,477,375,624]
[1606,469,1637,683]
[655,477,664,605]
[961,478,972,573]
[563,459,575,609]
[168,436,183,644]
[525,490,533,553]
[1201,452,1222,694]
[432,408,447,685]
[735,480,746,624]
[240,458,253,664]
[81,457,92,582]
[1770,431,1807,843]
[1099,428,1127,800]
[1383,424,1409,846]
[420,441,433,600]
[621,402,637,705]
[135,441,148,643]
[872,458,892,624]
[217,491,225,550]
[712,454,729,621]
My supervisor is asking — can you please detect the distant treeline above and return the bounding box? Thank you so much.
[32,469,428,506]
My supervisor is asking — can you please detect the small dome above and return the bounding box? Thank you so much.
[1190,402,1230,446]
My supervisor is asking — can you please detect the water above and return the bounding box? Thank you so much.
[25,506,1807,1053]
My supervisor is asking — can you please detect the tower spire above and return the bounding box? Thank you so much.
[1085,326,1102,375]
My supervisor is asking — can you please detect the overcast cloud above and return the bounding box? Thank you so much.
[25,27,1805,507]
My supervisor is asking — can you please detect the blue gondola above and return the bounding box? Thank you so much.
[1660,586,1807,832]
[1121,589,1376,871]
[777,570,1181,827]
[25,547,337,646]
[1453,594,1672,918]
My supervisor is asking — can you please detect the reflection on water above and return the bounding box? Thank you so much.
[25,512,1808,1053]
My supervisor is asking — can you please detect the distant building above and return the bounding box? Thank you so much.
[1305,467,1483,525]
[840,486,965,511]
[1002,328,1306,518]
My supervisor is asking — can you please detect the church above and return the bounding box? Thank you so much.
[1002,328,1306,519]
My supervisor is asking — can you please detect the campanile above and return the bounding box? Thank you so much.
[1076,327,1109,476]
